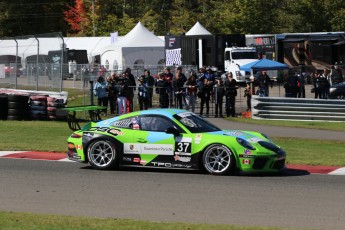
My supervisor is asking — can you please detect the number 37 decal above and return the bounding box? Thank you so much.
[174,137,192,155]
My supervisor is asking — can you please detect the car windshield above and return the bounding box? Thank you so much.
[173,112,221,133]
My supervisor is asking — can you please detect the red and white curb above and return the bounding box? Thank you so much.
[1,151,345,175]
[0,151,71,162]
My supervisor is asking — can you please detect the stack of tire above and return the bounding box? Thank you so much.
[7,94,30,120]
[0,94,8,120]
[47,97,66,120]
[29,95,48,120]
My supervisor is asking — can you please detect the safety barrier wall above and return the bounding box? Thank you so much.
[251,96,345,122]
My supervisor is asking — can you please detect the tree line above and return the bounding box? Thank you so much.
[0,0,344,38]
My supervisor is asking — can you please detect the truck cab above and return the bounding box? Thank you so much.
[224,47,257,83]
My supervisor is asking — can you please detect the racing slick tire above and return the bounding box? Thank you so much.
[87,139,119,170]
[202,144,235,175]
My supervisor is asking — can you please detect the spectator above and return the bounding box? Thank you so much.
[257,70,273,97]
[124,68,136,112]
[284,74,300,98]
[320,68,331,99]
[93,76,108,115]
[213,78,225,118]
[156,72,169,108]
[115,73,129,114]
[312,71,322,99]
[224,72,238,117]
[176,66,188,108]
[332,63,344,85]
[245,76,255,111]
[137,75,149,110]
[107,74,117,114]
[297,73,306,98]
[184,71,198,113]
[144,69,155,107]
[164,67,174,107]
[173,71,185,109]
[204,67,215,85]
[198,78,212,117]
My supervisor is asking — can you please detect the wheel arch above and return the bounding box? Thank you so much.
[83,134,123,162]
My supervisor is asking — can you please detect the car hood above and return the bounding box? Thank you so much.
[209,130,267,142]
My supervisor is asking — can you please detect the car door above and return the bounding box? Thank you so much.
[129,115,194,169]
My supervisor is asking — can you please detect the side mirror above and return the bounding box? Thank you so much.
[165,127,180,136]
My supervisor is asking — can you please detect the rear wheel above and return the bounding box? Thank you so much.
[87,140,119,170]
[202,144,234,175]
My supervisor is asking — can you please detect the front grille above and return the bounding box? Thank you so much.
[253,157,269,169]
[272,159,285,170]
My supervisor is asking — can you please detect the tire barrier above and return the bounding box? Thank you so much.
[0,91,67,121]
[0,94,8,120]
[29,95,48,120]
[7,94,30,120]
[46,97,66,120]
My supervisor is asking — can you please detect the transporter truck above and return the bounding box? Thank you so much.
[224,46,258,83]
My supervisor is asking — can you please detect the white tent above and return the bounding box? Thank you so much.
[186,21,212,36]
[100,22,165,71]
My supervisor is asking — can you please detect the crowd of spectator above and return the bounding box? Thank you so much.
[93,63,344,117]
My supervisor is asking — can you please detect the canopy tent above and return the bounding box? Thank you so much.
[186,21,212,36]
[100,22,165,70]
[239,58,289,71]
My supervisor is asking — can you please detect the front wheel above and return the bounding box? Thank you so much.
[87,140,118,170]
[202,144,234,175]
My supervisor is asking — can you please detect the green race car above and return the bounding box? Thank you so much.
[67,109,286,175]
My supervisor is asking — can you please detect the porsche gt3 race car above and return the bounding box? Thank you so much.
[67,109,286,175]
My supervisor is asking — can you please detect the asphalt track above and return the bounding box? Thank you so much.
[1,158,345,230]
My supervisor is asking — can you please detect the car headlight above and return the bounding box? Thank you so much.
[236,137,255,150]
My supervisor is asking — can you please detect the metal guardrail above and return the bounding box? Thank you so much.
[251,96,345,122]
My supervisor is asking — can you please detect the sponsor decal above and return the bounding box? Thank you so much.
[242,159,251,165]
[133,158,140,163]
[142,144,174,155]
[239,154,255,158]
[177,112,193,118]
[122,157,132,162]
[76,144,83,150]
[175,141,191,155]
[225,131,243,137]
[108,129,124,136]
[248,137,265,143]
[88,127,124,136]
[83,132,94,138]
[175,136,192,143]
[174,155,191,162]
[244,149,251,155]
[140,160,147,165]
[124,143,174,155]
[124,143,141,154]
[151,162,192,169]
[195,134,202,144]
